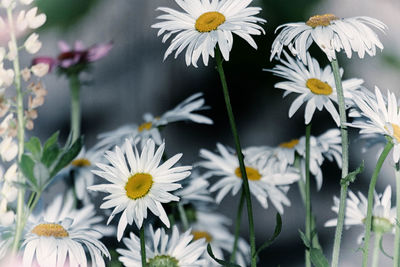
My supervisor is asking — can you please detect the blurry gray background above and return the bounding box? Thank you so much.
[18,0,400,266]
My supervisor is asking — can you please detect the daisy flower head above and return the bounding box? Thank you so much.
[199,143,300,213]
[152,0,266,67]
[349,86,400,162]
[23,193,110,267]
[117,225,206,267]
[270,14,386,62]
[268,51,363,125]
[325,185,395,239]
[89,138,192,241]
[175,170,214,204]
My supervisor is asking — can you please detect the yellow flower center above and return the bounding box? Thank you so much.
[279,139,299,149]
[234,166,262,181]
[71,158,91,167]
[306,14,339,27]
[138,122,153,132]
[391,124,400,142]
[306,78,333,95]
[31,223,69,238]
[125,173,153,199]
[195,11,226,32]
[192,231,213,243]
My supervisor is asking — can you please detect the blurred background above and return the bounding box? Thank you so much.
[15,0,400,266]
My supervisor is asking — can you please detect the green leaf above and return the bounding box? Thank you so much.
[298,229,310,249]
[43,131,59,152]
[310,248,329,267]
[25,137,42,159]
[340,161,364,186]
[254,213,282,257]
[41,143,61,168]
[207,244,240,267]
[50,136,82,177]
[33,162,50,189]
[20,155,37,188]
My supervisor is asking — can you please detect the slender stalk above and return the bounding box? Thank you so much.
[393,162,400,267]
[330,56,350,267]
[372,232,383,267]
[362,141,394,266]
[69,73,81,142]
[178,203,189,231]
[8,5,26,252]
[215,49,256,267]
[140,225,147,267]
[305,123,312,267]
[230,190,245,263]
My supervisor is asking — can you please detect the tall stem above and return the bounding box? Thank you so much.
[140,225,147,267]
[230,190,245,263]
[8,6,25,252]
[395,162,400,267]
[215,49,256,267]
[330,56,350,267]
[69,74,81,142]
[305,123,312,267]
[362,141,393,266]
[372,232,383,267]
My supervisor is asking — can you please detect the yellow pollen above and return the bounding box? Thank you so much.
[31,223,69,238]
[279,139,299,149]
[125,173,153,199]
[306,14,339,27]
[138,122,153,132]
[306,78,333,95]
[391,124,400,142]
[195,11,226,32]
[234,166,262,181]
[71,158,91,167]
[192,231,213,242]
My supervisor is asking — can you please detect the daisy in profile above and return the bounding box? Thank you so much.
[175,170,214,204]
[349,87,400,162]
[22,193,110,267]
[199,143,300,213]
[95,93,212,150]
[117,225,206,266]
[89,138,192,240]
[152,0,265,67]
[268,51,363,125]
[325,185,395,240]
[270,14,386,62]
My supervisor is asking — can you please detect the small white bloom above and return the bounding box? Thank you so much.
[24,33,42,54]
[6,41,16,61]
[31,62,49,77]
[1,0,14,9]
[175,171,214,204]
[0,199,14,226]
[0,63,14,88]
[0,137,17,162]
[117,225,206,266]
[20,0,34,5]
[25,7,46,29]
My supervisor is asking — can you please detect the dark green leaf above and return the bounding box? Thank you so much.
[310,248,329,267]
[34,163,50,189]
[50,136,82,177]
[298,229,310,249]
[207,244,240,267]
[254,213,282,257]
[340,161,364,186]
[25,137,42,159]
[20,155,36,188]
[41,143,61,168]
[43,131,59,152]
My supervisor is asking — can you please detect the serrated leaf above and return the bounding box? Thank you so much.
[43,131,59,152]
[310,248,329,267]
[298,229,310,249]
[254,213,282,258]
[50,136,82,177]
[25,137,42,160]
[207,244,240,267]
[20,154,36,188]
[340,161,364,186]
[34,163,50,189]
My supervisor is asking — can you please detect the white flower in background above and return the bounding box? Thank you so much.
[1,0,14,9]
[199,143,300,213]
[95,93,212,149]
[24,33,41,54]
[191,210,250,266]
[0,164,18,204]
[0,223,14,261]
[23,193,110,267]
[349,87,400,163]
[0,63,14,88]
[0,137,17,161]
[6,41,16,61]
[0,199,14,226]
[117,225,206,266]
[268,51,363,125]
[20,0,33,5]
[271,14,386,62]
[89,139,191,240]
[325,185,395,240]
[175,171,214,204]
[31,63,49,77]
[17,7,46,31]
[152,0,265,67]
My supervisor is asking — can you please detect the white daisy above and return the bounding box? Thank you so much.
[23,193,110,267]
[325,185,395,239]
[349,86,400,162]
[152,0,265,67]
[117,225,206,266]
[175,170,214,204]
[270,14,386,62]
[191,210,250,266]
[89,138,192,240]
[199,143,300,213]
[268,51,363,125]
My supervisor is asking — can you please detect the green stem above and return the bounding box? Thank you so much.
[330,56,350,267]
[140,225,147,267]
[230,190,245,263]
[372,232,383,267]
[69,74,81,142]
[178,203,189,231]
[8,5,25,253]
[394,162,400,267]
[215,49,256,267]
[305,123,312,267]
[362,141,394,266]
